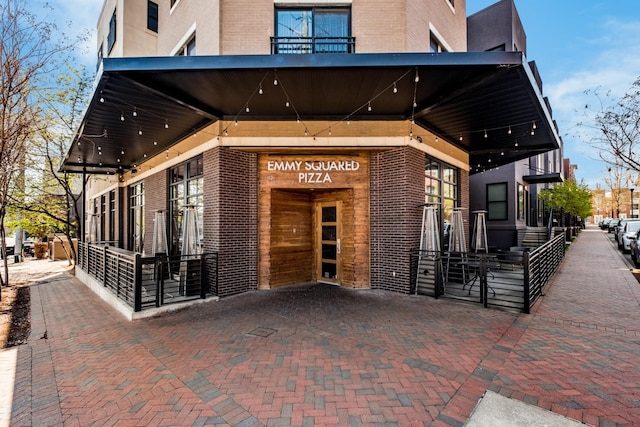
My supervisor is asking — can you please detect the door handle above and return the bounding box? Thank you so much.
[337,239,341,254]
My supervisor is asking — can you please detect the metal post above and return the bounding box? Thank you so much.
[134,253,142,312]
[523,252,531,314]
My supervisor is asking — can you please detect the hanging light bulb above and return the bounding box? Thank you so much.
[515,141,519,147]
[98,151,102,156]
[138,129,143,136]
[77,156,81,162]
[132,108,137,117]
[121,148,125,155]
[296,116,300,124]
[532,121,537,130]
[245,105,250,113]
[367,102,372,112]
[484,129,488,139]
[259,85,263,95]
[234,120,238,126]
[153,140,158,146]
[285,100,290,107]
[273,77,278,86]
[117,158,121,162]
[459,134,463,141]
[77,141,81,147]
[501,151,505,156]
[165,150,169,159]
[415,71,420,83]
[143,153,147,158]
[347,117,350,125]
[393,83,398,94]
[304,129,308,136]
[508,126,512,135]
[99,96,104,103]
[120,113,125,121]
[164,120,169,129]
[329,127,332,136]
[224,129,228,136]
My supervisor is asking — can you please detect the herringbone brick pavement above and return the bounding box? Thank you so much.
[1,225,639,426]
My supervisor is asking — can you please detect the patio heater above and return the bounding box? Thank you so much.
[152,210,169,256]
[415,204,442,295]
[180,205,202,296]
[471,210,489,253]
[445,208,468,284]
[88,214,99,244]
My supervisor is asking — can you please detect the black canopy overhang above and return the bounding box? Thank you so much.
[62,51,560,175]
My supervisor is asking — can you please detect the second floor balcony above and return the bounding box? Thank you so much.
[270,37,356,54]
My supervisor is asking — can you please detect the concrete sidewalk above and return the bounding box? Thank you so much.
[2,225,640,426]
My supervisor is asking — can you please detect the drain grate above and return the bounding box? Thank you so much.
[248,327,276,337]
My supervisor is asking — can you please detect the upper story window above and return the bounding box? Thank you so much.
[97,42,103,71]
[273,7,353,54]
[107,9,117,53]
[429,33,447,53]
[147,1,158,33]
[175,34,196,56]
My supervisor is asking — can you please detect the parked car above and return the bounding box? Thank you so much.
[616,219,639,246]
[601,218,612,230]
[608,218,622,233]
[620,220,640,252]
[1,237,15,259]
[630,230,640,268]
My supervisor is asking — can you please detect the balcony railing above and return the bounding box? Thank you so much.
[78,241,218,313]
[270,37,356,54]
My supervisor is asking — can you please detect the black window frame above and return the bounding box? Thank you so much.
[274,6,352,54]
[107,9,117,53]
[487,182,508,221]
[147,1,158,33]
[128,181,145,253]
[169,155,204,256]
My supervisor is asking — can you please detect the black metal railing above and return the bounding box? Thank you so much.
[78,242,218,312]
[270,36,356,54]
[410,232,566,313]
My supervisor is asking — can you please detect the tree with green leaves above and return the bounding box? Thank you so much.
[0,0,86,286]
[538,179,593,221]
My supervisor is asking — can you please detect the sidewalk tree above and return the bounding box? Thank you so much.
[0,0,86,286]
[9,66,90,266]
[538,179,593,221]
[582,76,640,174]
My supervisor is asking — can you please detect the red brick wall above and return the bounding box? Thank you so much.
[203,147,258,297]
[370,147,424,293]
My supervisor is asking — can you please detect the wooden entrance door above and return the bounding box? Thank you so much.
[317,201,341,284]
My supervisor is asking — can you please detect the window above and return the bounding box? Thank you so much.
[274,7,351,53]
[175,34,196,56]
[109,190,116,242]
[429,33,447,53]
[97,43,103,71]
[107,10,117,53]
[169,156,203,256]
[129,182,145,253]
[425,156,458,234]
[487,182,508,221]
[100,194,107,241]
[147,1,158,33]
[517,183,525,221]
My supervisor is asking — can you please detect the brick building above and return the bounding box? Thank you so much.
[63,0,561,298]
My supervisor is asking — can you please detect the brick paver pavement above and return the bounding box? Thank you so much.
[2,225,640,426]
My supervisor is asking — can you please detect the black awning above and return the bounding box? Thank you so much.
[62,52,560,175]
[523,173,564,184]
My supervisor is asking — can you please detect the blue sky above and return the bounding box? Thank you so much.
[468,1,640,188]
[48,0,640,188]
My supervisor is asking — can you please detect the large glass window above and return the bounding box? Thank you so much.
[109,190,116,242]
[425,156,458,239]
[487,182,508,221]
[275,7,351,53]
[170,156,203,256]
[129,182,145,253]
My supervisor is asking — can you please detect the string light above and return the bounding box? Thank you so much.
[285,100,290,108]
[121,148,125,155]
[367,102,372,112]
[164,120,169,129]
[143,153,147,158]
[153,140,158,146]
[393,82,398,94]
[273,77,278,86]
[459,134,463,141]
[508,126,512,135]
[245,105,250,113]
[484,129,488,139]
[120,113,125,121]
[165,150,169,159]
[132,108,137,117]
[99,97,104,103]
[259,84,263,95]
[138,129,143,136]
